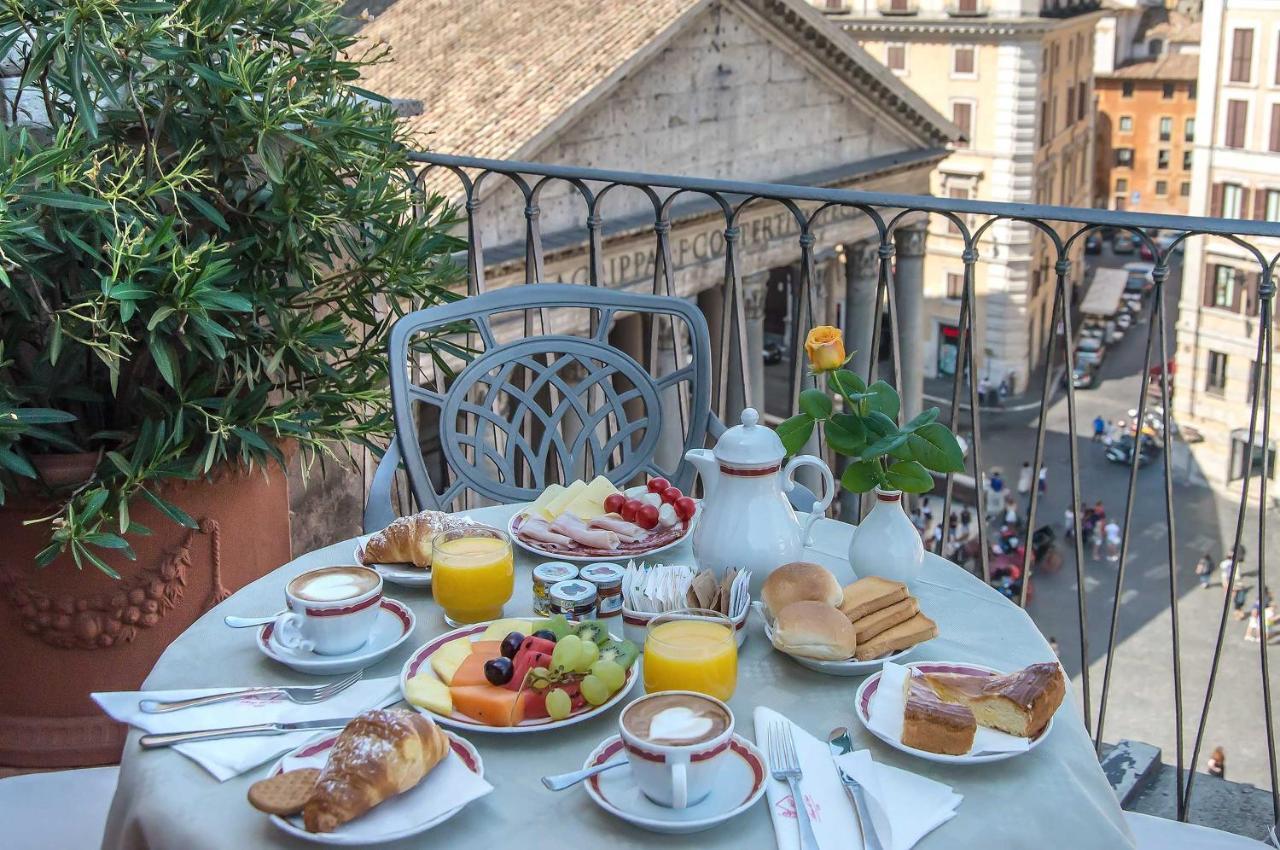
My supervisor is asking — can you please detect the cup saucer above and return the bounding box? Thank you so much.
[581,733,767,834]
[256,598,416,675]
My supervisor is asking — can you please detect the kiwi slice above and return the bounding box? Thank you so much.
[597,638,639,671]
[573,619,609,645]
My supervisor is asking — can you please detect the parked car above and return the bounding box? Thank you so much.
[1085,234,1103,255]
[1064,359,1099,389]
[1112,233,1136,254]
[1115,311,1133,330]
[1076,335,1106,365]
[1105,434,1160,466]
[1139,241,1154,260]
[1124,261,1155,295]
[1153,230,1185,255]
[763,338,784,365]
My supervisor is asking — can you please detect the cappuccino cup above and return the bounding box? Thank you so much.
[273,566,383,655]
[618,691,734,808]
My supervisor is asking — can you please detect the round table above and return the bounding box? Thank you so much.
[103,504,1135,849]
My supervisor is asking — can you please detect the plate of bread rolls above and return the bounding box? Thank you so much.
[249,709,491,844]
[355,511,480,588]
[756,563,937,676]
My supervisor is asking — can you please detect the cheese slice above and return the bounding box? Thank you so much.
[527,483,566,520]
[566,475,620,519]
[542,479,587,519]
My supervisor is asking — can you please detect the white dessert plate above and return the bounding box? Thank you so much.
[353,535,432,588]
[258,599,416,675]
[400,619,638,734]
[581,733,767,834]
[854,660,1056,765]
[265,729,484,844]
[506,504,699,563]
[754,602,920,676]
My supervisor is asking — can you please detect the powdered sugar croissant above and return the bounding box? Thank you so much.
[360,510,473,568]
[303,709,450,833]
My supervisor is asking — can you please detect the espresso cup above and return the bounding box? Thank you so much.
[618,691,735,809]
[273,566,383,656]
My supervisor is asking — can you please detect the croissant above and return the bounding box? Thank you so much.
[303,709,450,833]
[361,510,471,568]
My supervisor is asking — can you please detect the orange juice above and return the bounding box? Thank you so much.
[432,529,514,625]
[644,616,737,702]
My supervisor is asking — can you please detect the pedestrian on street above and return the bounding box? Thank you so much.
[1207,747,1226,779]
[978,376,991,406]
[1232,584,1251,620]
[1038,464,1047,495]
[1092,415,1105,442]
[990,469,1004,495]
[1017,462,1033,497]
[1195,552,1214,589]
[1104,520,1121,562]
[1220,552,1237,591]
[1064,507,1075,539]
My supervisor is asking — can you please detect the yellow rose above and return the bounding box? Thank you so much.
[804,325,846,372]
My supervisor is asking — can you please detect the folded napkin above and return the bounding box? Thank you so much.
[869,662,1029,756]
[93,676,402,781]
[756,706,860,850]
[835,750,961,850]
[272,732,492,838]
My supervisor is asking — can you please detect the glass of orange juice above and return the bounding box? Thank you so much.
[644,608,737,702]
[431,526,514,626]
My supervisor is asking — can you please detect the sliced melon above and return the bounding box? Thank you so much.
[405,674,453,715]
[450,652,493,687]
[542,479,587,519]
[429,636,473,685]
[480,619,535,642]
[527,484,565,521]
[450,685,529,726]
[467,640,503,659]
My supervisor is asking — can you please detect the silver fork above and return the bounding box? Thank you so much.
[769,721,821,850]
[138,670,363,714]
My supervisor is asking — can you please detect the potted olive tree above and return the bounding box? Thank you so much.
[0,0,461,765]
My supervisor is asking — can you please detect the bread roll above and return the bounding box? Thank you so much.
[770,601,858,660]
[762,562,842,615]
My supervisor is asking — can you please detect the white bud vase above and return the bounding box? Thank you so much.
[847,488,924,585]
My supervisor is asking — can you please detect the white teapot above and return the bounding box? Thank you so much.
[686,408,834,591]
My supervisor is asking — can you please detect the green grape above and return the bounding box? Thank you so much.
[530,666,552,689]
[580,674,609,706]
[574,638,600,673]
[591,659,626,692]
[545,688,572,720]
[551,634,582,672]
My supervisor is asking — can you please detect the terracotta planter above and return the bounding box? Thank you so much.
[0,461,292,767]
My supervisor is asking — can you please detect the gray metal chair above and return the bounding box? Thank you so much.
[364,284,722,532]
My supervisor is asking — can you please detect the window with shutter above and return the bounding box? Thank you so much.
[1247,272,1261,317]
[952,102,972,147]
[1225,100,1248,148]
[886,44,906,71]
[947,187,969,235]
[1078,82,1087,122]
[1230,28,1254,83]
[1212,183,1224,216]
[1206,351,1228,396]
[1271,104,1280,152]
[953,46,975,76]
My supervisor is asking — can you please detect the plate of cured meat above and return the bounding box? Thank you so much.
[508,476,698,562]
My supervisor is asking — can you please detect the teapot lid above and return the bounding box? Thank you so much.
[714,408,785,466]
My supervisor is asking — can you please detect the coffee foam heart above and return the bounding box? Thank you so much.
[648,706,715,742]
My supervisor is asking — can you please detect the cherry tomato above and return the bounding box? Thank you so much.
[674,496,697,522]
[603,493,627,514]
[662,486,682,505]
[621,499,643,522]
[636,503,660,530]
[647,477,670,494]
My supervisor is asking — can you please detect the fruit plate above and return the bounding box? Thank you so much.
[353,535,432,588]
[853,661,1055,765]
[754,602,919,676]
[506,504,699,563]
[399,620,638,734]
[265,729,486,844]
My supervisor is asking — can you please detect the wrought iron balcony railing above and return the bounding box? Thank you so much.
[404,150,1279,829]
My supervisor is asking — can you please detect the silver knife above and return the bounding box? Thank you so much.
[139,717,349,749]
[828,726,885,850]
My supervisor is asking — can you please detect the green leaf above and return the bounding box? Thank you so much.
[867,380,900,421]
[864,411,899,438]
[75,542,121,579]
[11,408,77,424]
[889,439,914,462]
[885,460,934,493]
[109,281,153,301]
[35,541,63,567]
[799,388,832,420]
[776,414,814,457]
[233,427,270,452]
[84,532,136,560]
[825,413,866,455]
[141,488,199,529]
[904,407,940,431]
[349,85,391,104]
[906,423,966,473]
[148,336,179,387]
[829,369,867,398]
[179,190,229,231]
[841,460,881,493]
[0,447,37,478]
[22,190,110,211]
[861,431,908,461]
[80,488,109,522]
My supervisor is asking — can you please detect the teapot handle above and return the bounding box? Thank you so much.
[782,455,835,548]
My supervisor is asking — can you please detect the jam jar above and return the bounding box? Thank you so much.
[579,562,625,619]
[548,578,598,621]
[532,562,579,616]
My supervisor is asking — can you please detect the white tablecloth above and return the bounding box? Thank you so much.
[102,504,1134,849]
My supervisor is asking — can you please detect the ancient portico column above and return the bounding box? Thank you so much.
[653,317,686,474]
[742,271,769,414]
[844,239,880,380]
[893,226,927,424]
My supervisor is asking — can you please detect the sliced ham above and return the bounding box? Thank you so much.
[588,514,647,542]
[550,513,621,550]
[517,517,573,546]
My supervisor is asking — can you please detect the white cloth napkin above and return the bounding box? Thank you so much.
[93,676,402,781]
[835,750,962,850]
[869,662,1029,756]
[272,732,492,839]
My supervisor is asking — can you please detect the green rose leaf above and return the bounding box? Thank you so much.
[904,407,940,431]
[776,414,814,457]
[830,369,867,400]
[867,380,900,420]
[907,423,966,473]
[864,410,899,438]
[886,460,934,493]
[861,431,908,461]
[799,388,833,420]
[825,413,866,455]
[841,459,881,493]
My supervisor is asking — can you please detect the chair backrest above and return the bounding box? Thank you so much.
[384,284,713,515]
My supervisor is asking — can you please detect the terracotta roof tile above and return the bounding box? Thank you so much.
[1103,52,1199,81]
